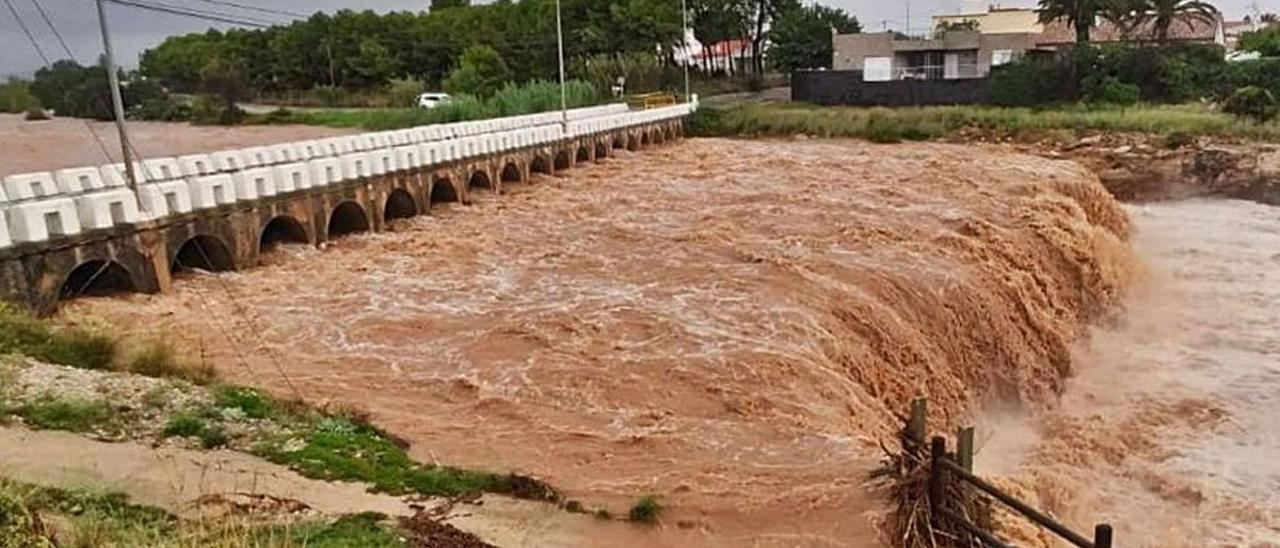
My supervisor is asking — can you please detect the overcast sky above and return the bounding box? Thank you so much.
[1,0,1267,78]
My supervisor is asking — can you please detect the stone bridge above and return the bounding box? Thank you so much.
[0,102,694,314]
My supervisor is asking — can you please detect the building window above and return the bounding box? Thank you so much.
[991,49,1016,66]
[863,57,891,81]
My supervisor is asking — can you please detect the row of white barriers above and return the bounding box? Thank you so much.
[0,100,697,249]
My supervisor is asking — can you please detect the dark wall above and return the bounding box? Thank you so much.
[792,70,990,106]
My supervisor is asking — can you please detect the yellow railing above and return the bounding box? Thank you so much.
[626,92,678,110]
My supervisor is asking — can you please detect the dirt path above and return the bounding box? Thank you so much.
[0,114,355,177]
[0,425,640,546]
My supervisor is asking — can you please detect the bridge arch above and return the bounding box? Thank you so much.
[501,162,522,184]
[594,141,608,160]
[575,146,590,163]
[530,155,551,175]
[612,136,625,150]
[59,259,137,301]
[383,188,417,221]
[469,170,492,192]
[554,150,570,171]
[627,134,639,151]
[172,234,236,273]
[640,132,650,147]
[259,215,310,257]
[430,177,459,206]
[327,201,370,239]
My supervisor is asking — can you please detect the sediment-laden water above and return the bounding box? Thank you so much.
[60,139,1135,546]
[984,199,1280,547]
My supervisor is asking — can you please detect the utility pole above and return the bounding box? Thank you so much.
[681,0,690,103]
[555,0,568,131]
[906,1,911,36]
[95,0,140,192]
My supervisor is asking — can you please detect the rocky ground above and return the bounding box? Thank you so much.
[952,130,1280,205]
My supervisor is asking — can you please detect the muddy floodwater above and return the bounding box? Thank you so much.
[63,138,1141,546]
[990,199,1280,547]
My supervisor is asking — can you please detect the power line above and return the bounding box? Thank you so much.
[4,0,50,64]
[103,0,274,28]
[28,0,74,59]
[138,0,288,25]
[183,0,308,19]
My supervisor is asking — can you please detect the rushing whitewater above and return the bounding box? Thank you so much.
[61,139,1135,546]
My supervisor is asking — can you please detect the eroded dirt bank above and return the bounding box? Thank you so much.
[59,139,1135,546]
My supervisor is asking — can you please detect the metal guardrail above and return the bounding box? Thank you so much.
[909,399,1115,548]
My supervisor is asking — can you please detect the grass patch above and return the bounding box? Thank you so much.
[121,341,214,385]
[256,416,525,499]
[0,304,115,371]
[691,101,1280,142]
[0,478,408,547]
[15,395,118,434]
[628,495,662,523]
[161,412,206,438]
[212,385,280,420]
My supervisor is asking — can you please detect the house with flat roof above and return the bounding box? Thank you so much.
[833,6,1227,83]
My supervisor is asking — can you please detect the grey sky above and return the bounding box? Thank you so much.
[1,0,1268,78]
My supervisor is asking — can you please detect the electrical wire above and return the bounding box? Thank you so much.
[4,0,51,64]
[183,0,308,19]
[103,0,275,28]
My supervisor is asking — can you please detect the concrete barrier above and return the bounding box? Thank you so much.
[141,158,184,181]
[366,149,396,175]
[178,154,216,177]
[394,146,423,170]
[269,143,305,164]
[0,209,11,248]
[75,189,142,230]
[272,163,313,193]
[296,141,326,160]
[138,181,194,218]
[340,153,373,180]
[55,167,109,195]
[188,174,238,209]
[211,151,248,173]
[2,172,60,201]
[6,198,81,242]
[309,158,345,187]
[235,167,277,198]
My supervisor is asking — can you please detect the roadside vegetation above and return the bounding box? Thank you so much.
[0,478,412,547]
[692,101,1280,143]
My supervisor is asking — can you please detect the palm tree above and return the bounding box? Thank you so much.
[1098,0,1147,40]
[1145,0,1219,44]
[1037,0,1100,43]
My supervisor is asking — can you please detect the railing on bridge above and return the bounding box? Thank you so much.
[626,92,678,110]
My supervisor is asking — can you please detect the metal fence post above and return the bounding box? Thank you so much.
[1094,524,1113,548]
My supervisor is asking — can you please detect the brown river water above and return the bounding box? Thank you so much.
[56,138,1275,546]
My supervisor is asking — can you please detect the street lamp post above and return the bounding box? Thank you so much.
[555,0,568,131]
[681,0,690,103]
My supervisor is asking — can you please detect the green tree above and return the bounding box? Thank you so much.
[769,5,861,72]
[1037,0,1099,43]
[1143,0,1218,44]
[1097,0,1146,40]
[1239,26,1280,56]
[444,45,511,97]
[199,56,249,115]
[431,0,469,10]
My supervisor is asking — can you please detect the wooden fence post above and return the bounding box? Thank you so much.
[957,426,975,473]
[908,397,928,446]
[1094,524,1113,548]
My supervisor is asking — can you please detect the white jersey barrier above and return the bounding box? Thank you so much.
[0,99,696,248]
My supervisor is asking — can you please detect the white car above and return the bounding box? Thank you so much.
[416,93,451,109]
